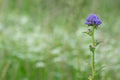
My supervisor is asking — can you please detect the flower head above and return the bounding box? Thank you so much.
[85,14,102,27]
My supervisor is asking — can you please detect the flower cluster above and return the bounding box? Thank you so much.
[85,14,102,27]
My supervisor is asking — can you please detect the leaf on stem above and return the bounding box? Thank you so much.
[89,45,95,53]
[83,29,92,36]
[94,40,102,47]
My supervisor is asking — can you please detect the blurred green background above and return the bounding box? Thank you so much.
[0,0,120,80]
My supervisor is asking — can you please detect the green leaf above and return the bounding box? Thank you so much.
[83,29,92,36]
[89,45,95,53]
[95,40,102,47]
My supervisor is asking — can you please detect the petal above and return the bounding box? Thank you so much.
[85,21,91,25]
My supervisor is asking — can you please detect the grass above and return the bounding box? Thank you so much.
[0,0,120,80]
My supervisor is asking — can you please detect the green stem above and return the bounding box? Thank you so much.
[91,26,95,80]
[91,50,95,80]
[92,27,95,46]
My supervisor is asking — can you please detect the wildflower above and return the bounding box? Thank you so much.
[85,14,102,27]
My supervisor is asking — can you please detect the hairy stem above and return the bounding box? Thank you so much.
[92,27,95,46]
[91,26,95,80]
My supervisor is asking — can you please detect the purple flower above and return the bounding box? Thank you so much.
[85,14,102,26]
